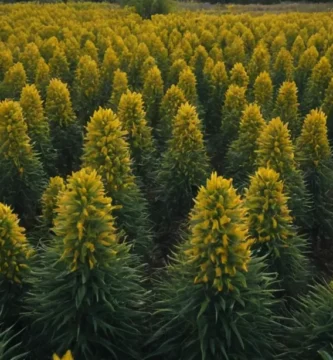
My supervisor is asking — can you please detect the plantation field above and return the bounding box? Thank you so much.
[1,3,333,359]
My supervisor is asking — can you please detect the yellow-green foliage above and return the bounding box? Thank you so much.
[2,62,26,99]
[55,168,117,272]
[20,84,50,144]
[0,49,13,81]
[322,77,333,136]
[271,33,287,60]
[158,84,186,143]
[230,62,249,89]
[142,65,164,126]
[0,100,32,170]
[224,36,246,68]
[248,43,271,83]
[226,103,266,182]
[35,58,50,98]
[291,35,306,64]
[19,42,41,82]
[117,90,155,177]
[297,109,331,168]
[53,350,74,360]
[74,55,100,116]
[185,172,252,292]
[295,46,319,92]
[254,71,273,118]
[82,107,134,193]
[49,48,70,83]
[167,102,207,180]
[83,40,99,63]
[304,56,332,110]
[274,81,300,139]
[0,202,31,283]
[168,58,187,85]
[45,79,75,127]
[246,167,292,244]
[257,117,296,175]
[101,47,120,101]
[177,67,198,106]
[109,69,128,111]
[41,176,66,227]
[273,48,294,85]
[221,84,247,146]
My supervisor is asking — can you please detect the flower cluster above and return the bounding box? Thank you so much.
[55,168,118,271]
[185,172,252,292]
[0,203,32,283]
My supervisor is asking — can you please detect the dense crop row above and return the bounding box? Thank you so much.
[0,3,333,359]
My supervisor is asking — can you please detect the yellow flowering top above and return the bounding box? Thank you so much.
[185,172,252,292]
[55,168,118,272]
[142,65,164,108]
[230,62,249,89]
[0,202,32,283]
[159,85,186,139]
[224,84,247,113]
[45,78,75,127]
[274,81,299,138]
[0,100,33,171]
[297,109,331,168]
[3,62,27,98]
[35,58,50,95]
[248,43,271,82]
[297,46,319,74]
[82,107,135,193]
[53,350,74,360]
[41,176,66,227]
[254,71,273,109]
[245,167,292,244]
[74,55,100,99]
[273,48,294,82]
[110,69,128,109]
[168,102,206,175]
[117,90,154,153]
[177,67,198,106]
[256,117,296,175]
[20,84,49,142]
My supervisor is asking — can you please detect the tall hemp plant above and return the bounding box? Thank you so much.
[26,168,147,360]
[82,107,153,259]
[245,167,309,296]
[149,172,282,360]
[296,109,333,247]
[0,100,46,222]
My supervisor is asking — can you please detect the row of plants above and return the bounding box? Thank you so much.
[0,4,333,359]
